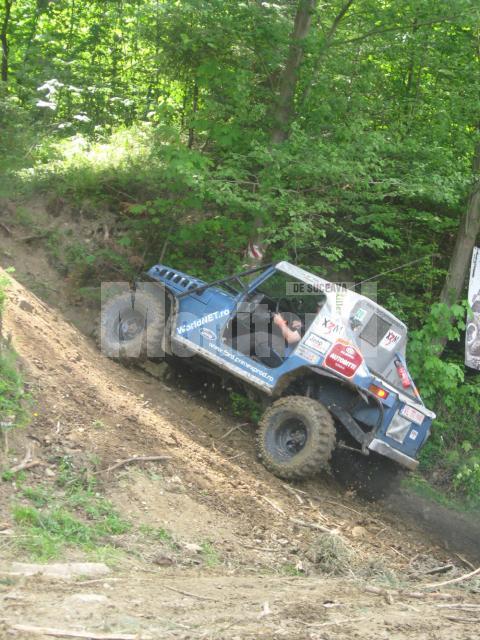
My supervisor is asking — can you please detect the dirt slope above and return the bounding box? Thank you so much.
[1,268,480,638]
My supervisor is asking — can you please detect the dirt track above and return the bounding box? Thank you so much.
[0,261,480,637]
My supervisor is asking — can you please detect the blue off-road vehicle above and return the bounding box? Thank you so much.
[100,261,435,490]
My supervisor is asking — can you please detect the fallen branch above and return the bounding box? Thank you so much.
[424,564,454,576]
[289,517,338,535]
[437,604,480,610]
[163,584,219,602]
[261,496,285,515]
[422,566,480,590]
[219,423,249,440]
[282,483,304,504]
[445,616,480,624]
[365,585,456,601]
[19,232,49,243]
[94,455,171,476]
[298,616,367,629]
[9,446,46,474]
[0,222,12,236]
[10,625,151,640]
[455,553,476,571]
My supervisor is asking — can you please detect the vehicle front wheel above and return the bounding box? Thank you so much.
[256,396,336,480]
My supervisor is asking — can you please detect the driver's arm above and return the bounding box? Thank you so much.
[273,314,301,345]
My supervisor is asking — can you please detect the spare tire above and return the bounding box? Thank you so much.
[99,288,167,363]
[256,396,335,480]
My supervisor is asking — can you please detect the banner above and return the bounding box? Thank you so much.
[466,247,480,369]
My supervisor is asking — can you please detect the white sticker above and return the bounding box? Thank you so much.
[312,315,345,337]
[295,345,321,364]
[409,429,418,441]
[354,308,367,322]
[304,333,331,354]
[379,329,402,351]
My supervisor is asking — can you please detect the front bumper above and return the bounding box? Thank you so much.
[368,438,419,471]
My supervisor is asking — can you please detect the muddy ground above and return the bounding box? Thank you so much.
[0,203,479,639]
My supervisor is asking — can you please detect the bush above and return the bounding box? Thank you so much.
[408,302,480,505]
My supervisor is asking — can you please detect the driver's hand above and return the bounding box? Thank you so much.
[273,313,287,328]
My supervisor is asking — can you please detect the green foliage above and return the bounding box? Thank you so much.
[408,302,480,504]
[228,391,261,424]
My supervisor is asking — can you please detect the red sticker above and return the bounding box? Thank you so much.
[324,340,363,378]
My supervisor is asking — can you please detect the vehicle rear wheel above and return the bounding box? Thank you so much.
[256,396,335,480]
[99,288,167,363]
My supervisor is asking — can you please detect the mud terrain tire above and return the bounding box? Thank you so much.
[256,396,335,480]
[99,289,167,363]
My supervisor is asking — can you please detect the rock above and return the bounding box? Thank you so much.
[10,562,111,579]
[351,526,368,538]
[44,467,56,477]
[151,554,175,567]
[64,593,110,605]
[18,299,34,314]
[182,542,203,554]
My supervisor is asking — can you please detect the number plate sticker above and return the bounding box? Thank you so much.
[400,405,425,425]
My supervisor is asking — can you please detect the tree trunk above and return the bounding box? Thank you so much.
[440,141,480,305]
[270,0,317,144]
[1,0,13,83]
[188,79,199,149]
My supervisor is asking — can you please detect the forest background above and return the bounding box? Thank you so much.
[1,0,480,505]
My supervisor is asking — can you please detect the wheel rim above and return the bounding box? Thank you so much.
[275,418,307,459]
[115,310,145,343]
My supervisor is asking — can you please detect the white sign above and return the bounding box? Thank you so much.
[466,247,480,370]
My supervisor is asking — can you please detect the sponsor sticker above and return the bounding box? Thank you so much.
[379,329,402,351]
[354,308,367,322]
[323,340,363,378]
[177,309,230,335]
[400,405,425,425]
[409,429,419,441]
[313,315,344,337]
[304,333,331,355]
[295,345,321,364]
[199,327,216,341]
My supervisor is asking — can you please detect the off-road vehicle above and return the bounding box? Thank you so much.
[100,261,435,492]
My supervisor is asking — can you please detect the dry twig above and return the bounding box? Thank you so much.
[94,455,171,476]
[9,446,46,474]
[219,423,249,440]
[9,625,151,640]
[289,517,338,535]
[261,496,285,515]
[422,566,480,590]
[163,584,219,602]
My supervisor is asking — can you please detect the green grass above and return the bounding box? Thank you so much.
[200,541,221,568]
[12,469,131,561]
[280,563,304,577]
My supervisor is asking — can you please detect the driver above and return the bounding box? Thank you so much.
[273,313,302,345]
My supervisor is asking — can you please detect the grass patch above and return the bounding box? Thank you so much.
[280,563,304,577]
[12,465,131,561]
[200,541,221,568]
[306,534,354,576]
